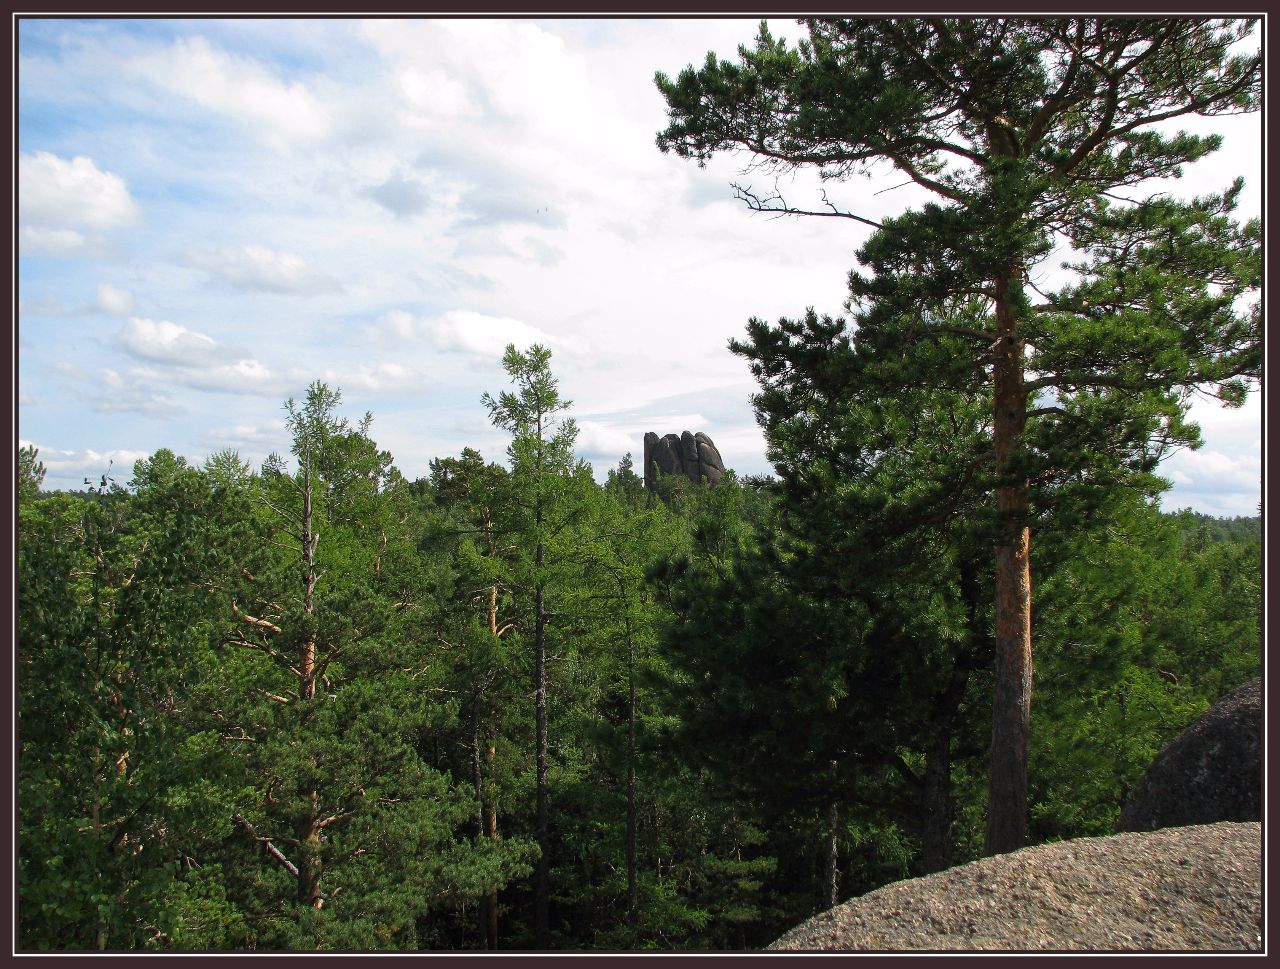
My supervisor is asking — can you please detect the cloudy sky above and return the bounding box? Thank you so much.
[16,17,1262,516]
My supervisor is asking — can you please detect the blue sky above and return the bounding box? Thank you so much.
[16,17,1263,516]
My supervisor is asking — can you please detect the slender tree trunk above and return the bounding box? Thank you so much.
[472,704,484,833]
[986,268,1033,856]
[297,461,323,908]
[625,612,638,933]
[92,800,107,950]
[824,760,840,910]
[483,775,499,949]
[471,700,501,949]
[300,462,317,703]
[296,791,324,909]
[922,648,974,874]
[920,734,954,874]
[534,569,550,947]
[483,549,502,946]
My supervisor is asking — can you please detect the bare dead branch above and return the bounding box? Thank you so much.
[315,812,356,830]
[732,182,884,229]
[231,601,284,636]
[233,814,300,878]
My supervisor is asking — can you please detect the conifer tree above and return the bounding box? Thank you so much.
[656,17,1261,852]
[482,344,593,947]
[426,448,526,948]
[18,451,253,949]
[215,383,531,948]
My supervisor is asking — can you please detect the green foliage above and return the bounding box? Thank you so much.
[1030,497,1261,839]
[207,382,535,949]
[16,363,1259,949]
[18,444,46,504]
[604,452,646,510]
[18,452,252,949]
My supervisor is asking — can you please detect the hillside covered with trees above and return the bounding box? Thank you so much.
[16,15,1260,952]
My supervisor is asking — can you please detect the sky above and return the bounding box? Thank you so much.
[15,17,1263,517]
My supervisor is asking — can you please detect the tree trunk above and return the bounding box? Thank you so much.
[483,794,499,949]
[484,565,501,946]
[300,461,317,703]
[296,792,324,909]
[533,574,550,948]
[472,700,501,949]
[297,461,323,907]
[985,269,1033,856]
[920,734,953,874]
[824,760,840,910]
[92,800,107,950]
[625,612,638,933]
[472,705,484,835]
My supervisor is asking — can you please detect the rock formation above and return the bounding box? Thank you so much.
[1115,677,1261,833]
[643,430,726,490]
[768,822,1261,951]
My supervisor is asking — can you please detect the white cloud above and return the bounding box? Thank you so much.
[118,317,236,366]
[19,151,141,232]
[204,420,287,450]
[575,420,637,461]
[1157,391,1263,516]
[18,294,65,316]
[1159,445,1262,518]
[359,20,562,124]
[428,310,555,358]
[164,359,279,396]
[365,173,431,218]
[111,318,278,398]
[374,308,557,362]
[184,244,339,294]
[97,283,135,316]
[91,368,178,415]
[129,35,330,151]
[19,226,89,254]
[20,439,157,488]
[294,362,419,395]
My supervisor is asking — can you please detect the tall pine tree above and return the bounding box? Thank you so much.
[656,17,1260,852]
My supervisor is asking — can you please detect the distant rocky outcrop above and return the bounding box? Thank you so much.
[643,430,726,490]
[1116,677,1261,833]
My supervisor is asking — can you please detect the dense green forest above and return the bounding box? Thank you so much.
[17,15,1261,952]
[15,356,1260,950]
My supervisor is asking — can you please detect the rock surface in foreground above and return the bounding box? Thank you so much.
[769,822,1261,952]
[1117,677,1261,833]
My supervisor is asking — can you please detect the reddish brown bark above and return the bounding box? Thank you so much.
[985,269,1033,856]
[298,463,322,907]
[300,463,317,703]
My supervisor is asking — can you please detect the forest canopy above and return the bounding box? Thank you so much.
[16,354,1260,950]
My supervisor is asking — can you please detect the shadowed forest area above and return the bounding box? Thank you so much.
[16,15,1261,952]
